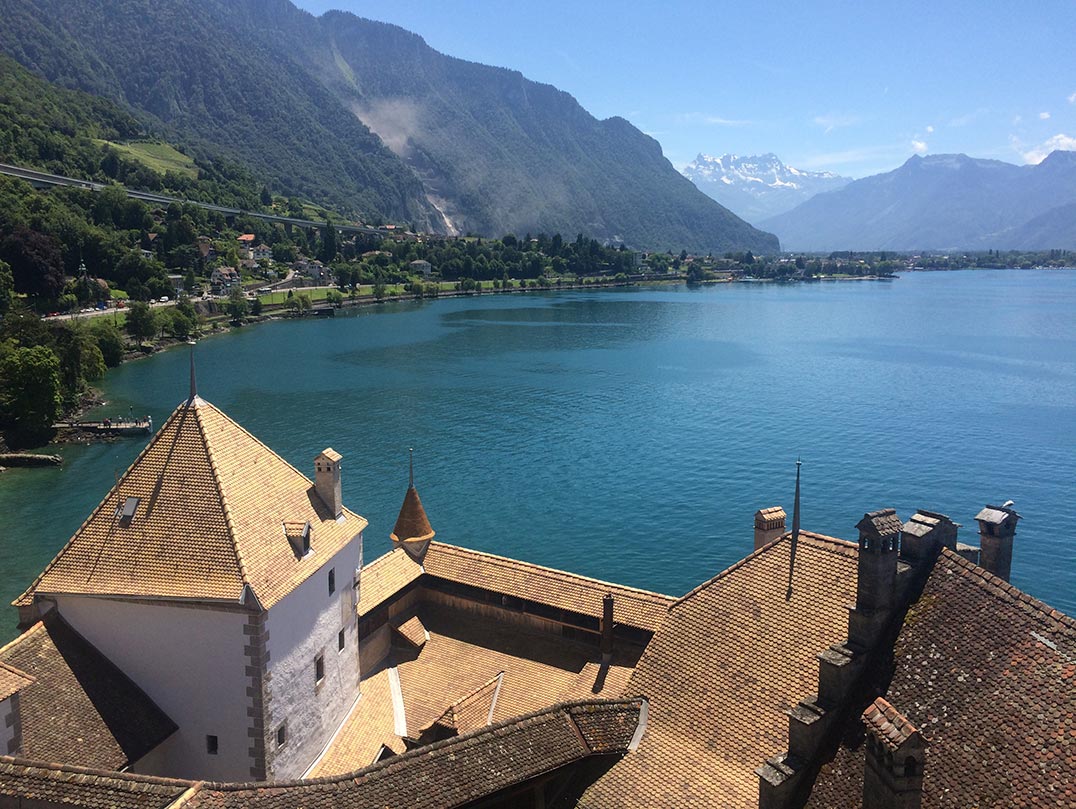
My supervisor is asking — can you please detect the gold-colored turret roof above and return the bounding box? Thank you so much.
[390,486,435,544]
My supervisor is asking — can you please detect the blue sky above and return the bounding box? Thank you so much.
[294,0,1076,178]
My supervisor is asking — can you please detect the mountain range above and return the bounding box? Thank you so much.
[0,0,777,254]
[760,151,1076,251]
[681,153,850,224]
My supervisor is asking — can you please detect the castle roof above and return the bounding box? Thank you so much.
[805,548,1076,808]
[855,508,903,537]
[0,759,190,809]
[581,531,859,809]
[17,397,367,610]
[0,661,33,702]
[390,486,435,543]
[358,541,675,632]
[0,614,176,770]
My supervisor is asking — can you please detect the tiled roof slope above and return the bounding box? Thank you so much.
[186,699,644,809]
[0,758,191,809]
[580,531,859,809]
[0,661,33,702]
[862,697,919,751]
[0,614,176,770]
[358,541,675,632]
[423,542,675,631]
[390,486,435,543]
[20,397,367,609]
[805,548,1076,809]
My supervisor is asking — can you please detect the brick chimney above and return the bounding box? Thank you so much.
[754,507,787,551]
[900,510,958,565]
[975,501,1020,582]
[314,448,343,519]
[862,697,927,809]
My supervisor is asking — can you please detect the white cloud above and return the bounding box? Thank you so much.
[925,125,934,134]
[1014,133,1076,164]
[1039,111,1051,120]
[1069,91,1076,104]
[812,112,861,133]
[949,108,988,127]
[1013,114,1023,125]
[911,140,928,154]
[677,112,752,127]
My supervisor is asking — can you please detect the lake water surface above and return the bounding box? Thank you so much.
[2,269,1074,641]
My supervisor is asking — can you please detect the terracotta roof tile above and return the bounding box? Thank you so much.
[357,547,422,616]
[806,548,1076,809]
[0,614,176,770]
[862,697,920,751]
[390,486,435,543]
[19,398,367,610]
[0,758,191,809]
[581,532,859,809]
[393,615,427,648]
[0,661,33,702]
[309,668,404,777]
[422,541,674,632]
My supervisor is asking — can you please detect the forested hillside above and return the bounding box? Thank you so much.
[0,0,778,253]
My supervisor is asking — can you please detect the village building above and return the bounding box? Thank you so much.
[252,243,273,263]
[409,259,432,277]
[210,266,240,292]
[236,234,255,260]
[0,373,1072,808]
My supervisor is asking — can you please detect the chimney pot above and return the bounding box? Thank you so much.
[754,506,787,551]
[315,448,343,519]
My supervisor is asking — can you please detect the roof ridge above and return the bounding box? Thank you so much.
[672,531,856,609]
[200,697,645,791]
[430,541,675,603]
[0,622,45,657]
[0,755,195,788]
[10,403,196,607]
[939,547,1076,633]
[195,403,253,600]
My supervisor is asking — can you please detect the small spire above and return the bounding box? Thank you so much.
[408,447,414,489]
[189,349,197,402]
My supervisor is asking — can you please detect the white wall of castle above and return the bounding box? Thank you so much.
[0,695,16,755]
[53,594,250,781]
[264,531,362,779]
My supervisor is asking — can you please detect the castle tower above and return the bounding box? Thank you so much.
[391,449,435,562]
[315,448,343,519]
[862,697,927,809]
[754,507,786,551]
[975,502,1020,582]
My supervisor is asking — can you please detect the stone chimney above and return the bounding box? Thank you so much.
[314,448,343,519]
[862,697,927,809]
[899,510,958,565]
[975,502,1020,582]
[754,507,787,551]
[848,509,902,651]
[600,594,615,664]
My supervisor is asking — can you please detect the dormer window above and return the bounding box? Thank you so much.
[283,521,312,559]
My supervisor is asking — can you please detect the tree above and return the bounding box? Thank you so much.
[260,186,272,206]
[125,301,158,344]
[89,320,125,367]
[320,219,338,264]
[0,227,65,301]
[225,288,249,322]
[0,259,13,315]
[0,344,63,442]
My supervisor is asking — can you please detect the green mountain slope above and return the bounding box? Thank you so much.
[0,0,777,253]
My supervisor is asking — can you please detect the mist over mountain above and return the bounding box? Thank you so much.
[761,151,1076,251]
[0,0,777,253]
[682,153,850,224]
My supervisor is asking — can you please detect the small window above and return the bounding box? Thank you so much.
[206,735,218,755]
[315,654,325,684]
[276,724,287,748]
[328,568,336,595]
[338,629,346,651]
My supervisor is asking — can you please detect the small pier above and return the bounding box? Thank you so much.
[53,416,154,437]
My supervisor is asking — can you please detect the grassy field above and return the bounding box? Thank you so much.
[96,140,199,179]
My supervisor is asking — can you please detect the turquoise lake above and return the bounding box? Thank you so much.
[2,269,1074,641]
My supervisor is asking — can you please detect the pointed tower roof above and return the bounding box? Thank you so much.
[17,397,367,610]
[390,449,435,544]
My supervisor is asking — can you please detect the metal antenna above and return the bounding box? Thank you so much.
[408,447,414,488]
[786,458,802,601]
[189,349,197,402]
